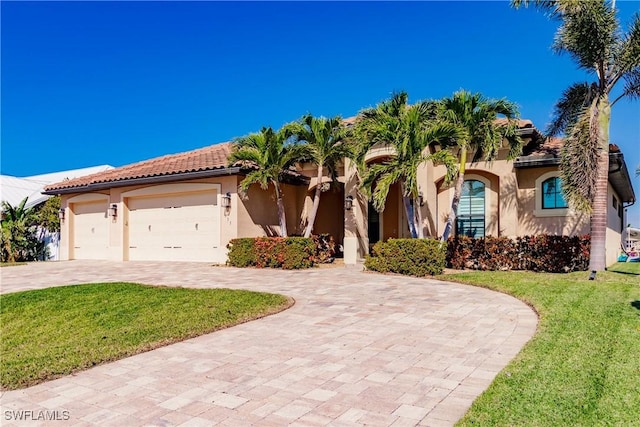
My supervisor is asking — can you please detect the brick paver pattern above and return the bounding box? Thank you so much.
[0,261,537,426]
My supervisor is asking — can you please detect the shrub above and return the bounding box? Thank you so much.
[447,234,590,273]
[227,237,315,269]
[254,237,286,268]
[226,238,256,267]
[365,238,446,277]
[282,238,315,269]
[312,234,336,263]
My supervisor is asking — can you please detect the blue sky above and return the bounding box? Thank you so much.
[2,1,639,224]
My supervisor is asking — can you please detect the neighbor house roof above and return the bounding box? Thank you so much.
[2,165,113,208]
[44,143,234,194]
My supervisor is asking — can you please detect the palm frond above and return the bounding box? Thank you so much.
[611,12,640,88]
[546,82,598,136]
[429,150,459,185]
[371,166,404,212]
[618,67,640,103]
[559,108,599,212]
[552,0,618,77]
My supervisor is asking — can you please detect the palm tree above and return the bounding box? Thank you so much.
[285,114,352,238]
[513,0,640,275]
[228,126,303,237]
[353,92,458,238]
[1,197,41,262]
[437,90,522,242]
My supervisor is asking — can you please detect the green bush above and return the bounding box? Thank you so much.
[282,238,315,269]
[447,234,590,273]
[365,238,446,277]
[226,238,257,267]
[226,237,315,269]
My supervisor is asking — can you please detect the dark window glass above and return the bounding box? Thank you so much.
[542,177,568,209]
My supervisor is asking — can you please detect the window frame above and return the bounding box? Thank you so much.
[456,179,486,239]
[534,171,569,217]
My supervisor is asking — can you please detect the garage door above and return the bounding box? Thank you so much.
[72,200,109,259]
[128,191,219,262]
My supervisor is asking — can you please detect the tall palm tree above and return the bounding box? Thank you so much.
[228,126,303,237]
[353,92,458,238]
[285,114,352,238]
[437,90,522,242]
[513,0,640,275]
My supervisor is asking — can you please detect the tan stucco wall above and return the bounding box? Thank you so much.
[514,167,590,236]
[60,176,238,263]
[434,168,501,237]
[606,183,624,266]
[236,178,306,238]
[310,185,345,247]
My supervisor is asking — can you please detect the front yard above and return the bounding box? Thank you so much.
[0,283,291,390]
[448,263,640,426]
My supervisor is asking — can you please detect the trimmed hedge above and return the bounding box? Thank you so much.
[227,237,315,269]
[447,235,590,273]
[225,238,256,268]
[365,238,446,277]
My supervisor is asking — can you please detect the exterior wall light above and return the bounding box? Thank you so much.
[344,195,354,211]
[418,191,424,207]
[109,204,118,219]
[221,192,232,208]
[58,208,65,221]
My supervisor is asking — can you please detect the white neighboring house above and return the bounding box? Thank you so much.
[0,165,114,260]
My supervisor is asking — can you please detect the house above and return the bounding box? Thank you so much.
[43,120,635,266]
[1,165,114,260]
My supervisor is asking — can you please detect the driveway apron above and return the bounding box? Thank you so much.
[0,261,537,426]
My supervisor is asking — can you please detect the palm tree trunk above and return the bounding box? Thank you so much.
[588,98,611,275]
[441,148,467,242]
[304,165,323,238]
[415,196,424,238]
[401,182,417,238]
[274,183,288,237]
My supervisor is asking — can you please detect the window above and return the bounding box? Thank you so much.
[613,196,618,209]
[541,177,568,209]
[456,180,485,238]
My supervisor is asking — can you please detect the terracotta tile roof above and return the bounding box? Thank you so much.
[494,118,534,128]
[45,143,233,192]
[522,136,622,158]
[44,117,547,193]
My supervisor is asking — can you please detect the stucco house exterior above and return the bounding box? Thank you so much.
[43,120,635,266]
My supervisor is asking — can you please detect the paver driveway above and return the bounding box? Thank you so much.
[0,261,537,426]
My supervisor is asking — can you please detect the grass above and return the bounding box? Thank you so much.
[0,283,291,390]
[0,262,27,267]
[442,263,640,426]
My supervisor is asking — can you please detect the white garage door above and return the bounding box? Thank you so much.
[72,200,109,260]
[128,191,219,262]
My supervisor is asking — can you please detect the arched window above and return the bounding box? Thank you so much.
[542,177,568,209]
[456,180,485,238]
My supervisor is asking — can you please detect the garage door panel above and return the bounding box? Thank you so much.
[72,200,109,260]
[128,191,220,262]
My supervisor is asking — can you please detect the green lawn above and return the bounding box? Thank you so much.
[0,283,291,390]
[0,262,27,267]
[443,263,640,426]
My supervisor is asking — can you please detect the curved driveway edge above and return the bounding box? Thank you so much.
[0,261,537,426]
